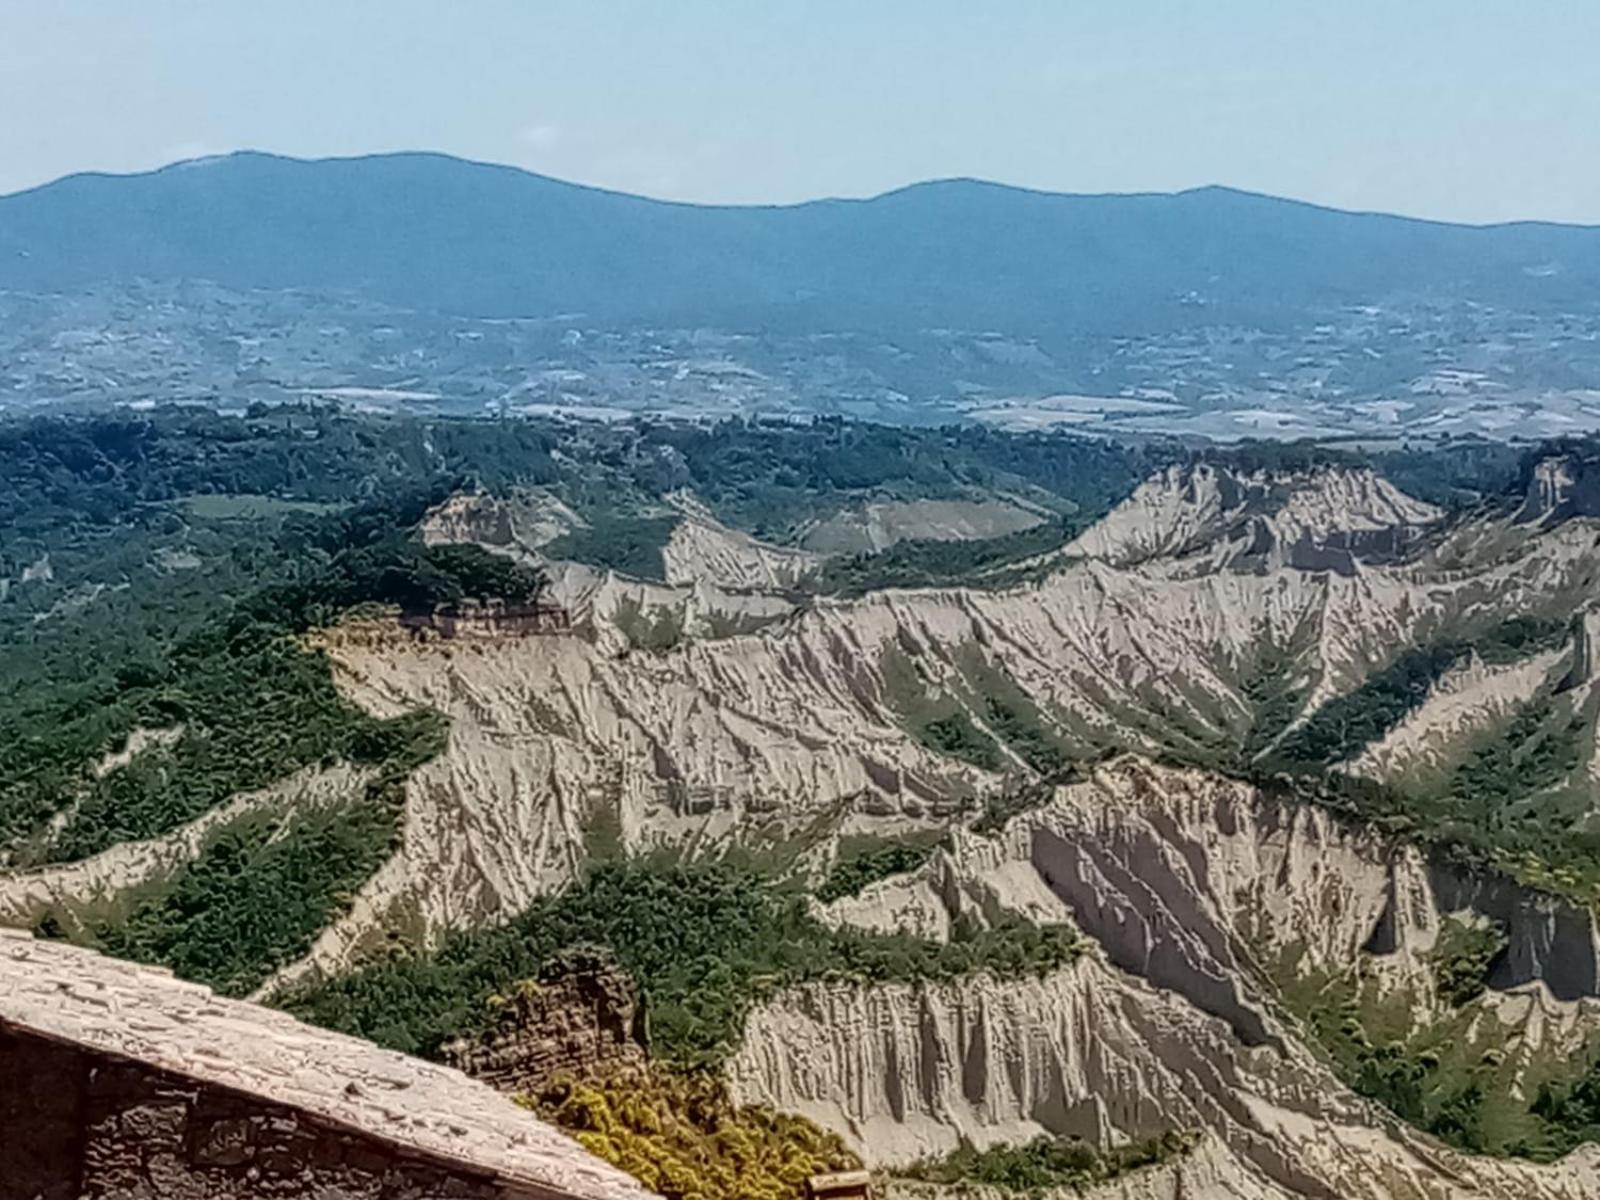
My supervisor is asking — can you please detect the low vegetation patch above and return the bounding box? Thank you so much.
[1268,944,1600,1159]
[810,515,1090,596]
[815,833,944,902]
[898,1130,1198,1194]
[1533,1060,1600,1158]
[1429,916,1509,1008]
[3,503,538,864]
[283,860,1082,1066]
[981,693,1070,775]
[1450,697,1583,823]
[528,1067,858,1200]
[30,634,427,865]
[1272,618,1568,769]
[543,512,677,581]
[1274,643,1465,768]
[916,709,1004,771]
[1252,759,1600,906]
[50,708,445,997]
[1237,639,1310,763]
[613,594,685,652]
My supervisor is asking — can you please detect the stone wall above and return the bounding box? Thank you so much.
[1,1024,533,1200]
[444,950,647,1096]
[1,935,648,1199]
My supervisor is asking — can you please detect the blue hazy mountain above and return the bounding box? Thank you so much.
[3,151,1599,336]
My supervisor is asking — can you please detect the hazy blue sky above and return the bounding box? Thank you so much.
[3,1,1596,223]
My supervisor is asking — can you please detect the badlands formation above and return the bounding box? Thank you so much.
[267,461,1600,981]
[10,458,1600,1197]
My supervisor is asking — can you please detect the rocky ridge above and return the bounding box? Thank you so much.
[1065,463,1445,574]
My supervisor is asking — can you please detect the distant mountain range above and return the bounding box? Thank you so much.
[5,151,1600,338]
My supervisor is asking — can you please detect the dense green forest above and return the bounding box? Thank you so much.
[89,753,435,997]
[2,521,542,864]
[1534,1061,1600,1157]
[809,515,1090,595]
[814,834,945,903]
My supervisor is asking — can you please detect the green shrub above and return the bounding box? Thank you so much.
[918,709,1003,771]
[983,694,1069,774]
[1429,917,1508,1008]
[543,513,677,580]
[899,1130,1198,1193]
[815,837,941,903]
[528,1067,858,1200]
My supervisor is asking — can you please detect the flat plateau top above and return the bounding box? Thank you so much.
[0,932,651,1200]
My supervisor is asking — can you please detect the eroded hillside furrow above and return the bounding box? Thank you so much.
[1347,646,1569,785]
[18,452,1600,1198]
[871,759,1600,1016]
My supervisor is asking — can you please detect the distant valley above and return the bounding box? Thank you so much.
[6,152,1600,437]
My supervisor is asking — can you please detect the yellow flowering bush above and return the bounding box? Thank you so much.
[524,1068,859,1200]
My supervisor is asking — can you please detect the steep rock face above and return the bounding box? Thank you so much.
[546,562,799,646]
[728,961,1600,1199]
[1515,454,1600,527]
[444,951,647,1095]
[278,610,986,984]
[420,489,581,552]
[837,759,1600,1016]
